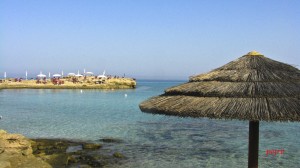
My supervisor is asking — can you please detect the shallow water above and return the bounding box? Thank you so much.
[0,80,299,167]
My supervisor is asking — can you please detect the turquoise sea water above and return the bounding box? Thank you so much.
[0,80,300,168]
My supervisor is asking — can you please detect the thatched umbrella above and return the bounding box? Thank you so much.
[139,51,300,168]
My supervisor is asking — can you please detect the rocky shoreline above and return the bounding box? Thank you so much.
[0,130,126,168]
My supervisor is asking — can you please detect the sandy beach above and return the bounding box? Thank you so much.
[0,77,136,89]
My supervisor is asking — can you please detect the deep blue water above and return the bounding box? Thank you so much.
[0,80,299,168]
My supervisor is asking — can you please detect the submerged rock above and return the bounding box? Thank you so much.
[99,138,123,143]
[82,143,102,150]
[0,130,126,168]
[113,152,125,158]
[31,139,126,167]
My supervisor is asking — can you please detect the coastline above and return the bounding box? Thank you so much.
[0,78,136,89]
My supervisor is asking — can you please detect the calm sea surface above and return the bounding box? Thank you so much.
[0,80,299,167]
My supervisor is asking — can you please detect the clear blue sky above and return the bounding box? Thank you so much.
[1,0,299,79]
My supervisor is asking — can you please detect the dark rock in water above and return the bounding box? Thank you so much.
[99,137,123,143]
[113,152,125,158]
[47,153,69,167]
[67,155,79,164]
[82,143,102,150]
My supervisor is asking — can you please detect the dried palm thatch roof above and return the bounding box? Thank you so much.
[139,51,300,121]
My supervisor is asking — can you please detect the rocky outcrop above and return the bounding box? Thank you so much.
[31,139,126,167]
[0,130,126,168]
[0,130,51,168]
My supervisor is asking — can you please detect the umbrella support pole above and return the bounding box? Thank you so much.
[248,121,259,168]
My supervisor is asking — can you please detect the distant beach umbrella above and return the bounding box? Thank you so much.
[75,74,83,77]
[53,74,62,77]
[67,73,76,76]
[37,72,46,78]
[98,70,107,78]
[97,75,107,78]
[139,51,300,168]
[85,72,94,75]
[75,70,83,77]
